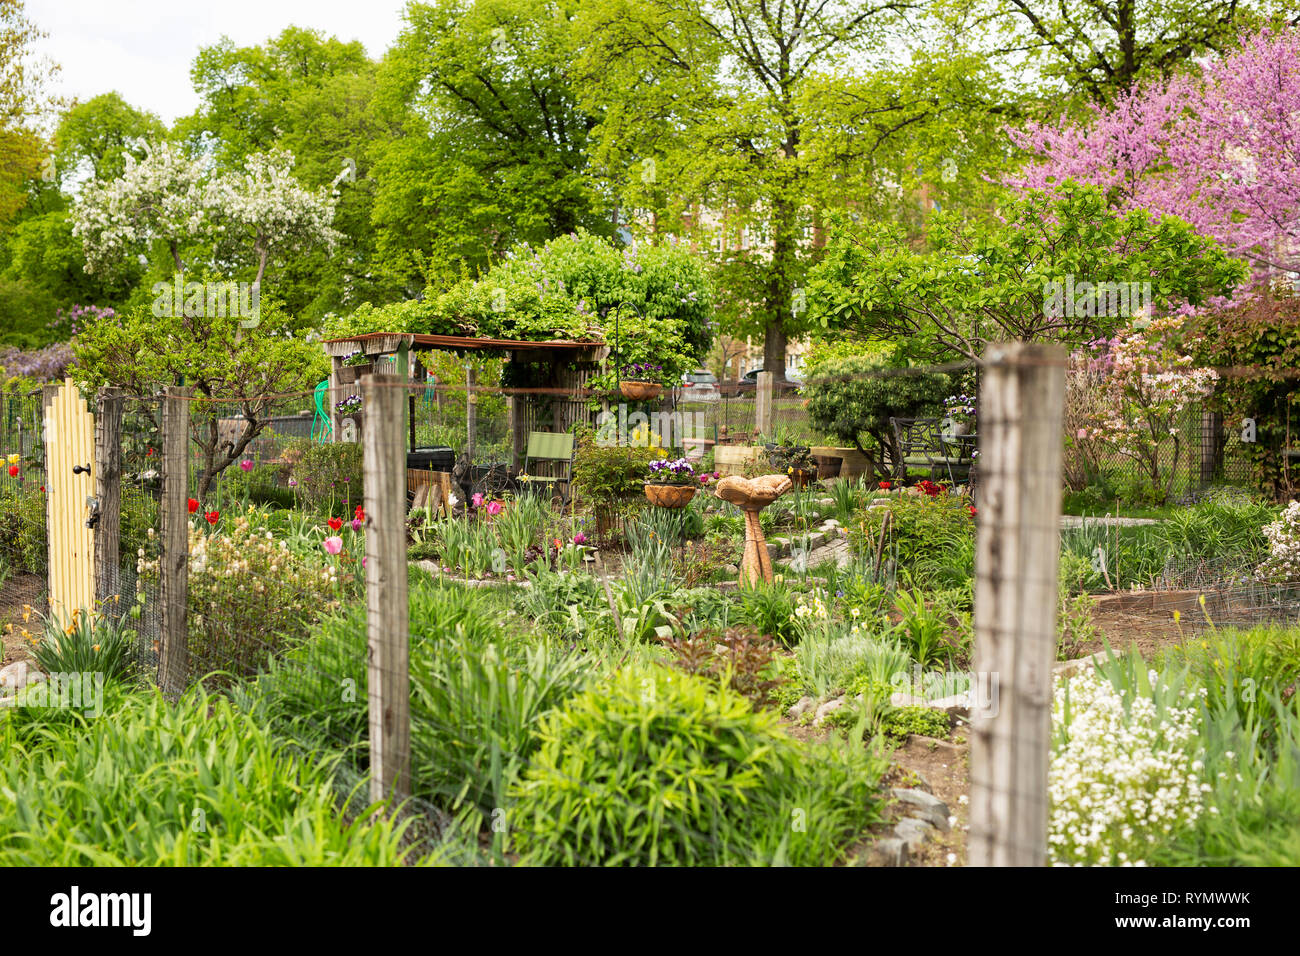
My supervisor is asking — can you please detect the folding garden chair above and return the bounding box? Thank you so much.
[522,431,575,503]
[889,417,972,486]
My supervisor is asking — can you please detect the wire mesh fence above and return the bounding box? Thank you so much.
[0,390,47,665]
[7,348,1300,865]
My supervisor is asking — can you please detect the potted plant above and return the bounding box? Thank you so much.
[619,362,667,401]
[942,393,977,436]
[337,350,373,384]
[767,440,817,487]
[644,456,711,508]
[335,394,363,438]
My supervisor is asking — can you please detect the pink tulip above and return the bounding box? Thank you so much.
[351,518,363,531]
[472,492,484,508]
[323,536,343,555]
[239,459,253,472]
[574,532,587,545]
[486,500,503,516]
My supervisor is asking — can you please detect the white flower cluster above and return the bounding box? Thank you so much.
[138,516,341,618]
[1049,668,1206,866]
[1255,500,1300,583]
[793,592,830,621]
[72,144,340,278]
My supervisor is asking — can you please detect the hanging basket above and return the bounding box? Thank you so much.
[620,381,663,401]
[644,483,697,508]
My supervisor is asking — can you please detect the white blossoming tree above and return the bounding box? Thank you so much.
[72,142,208,276]
[204,148,342,299]
[71,143,341,294]
[70,144,338,498]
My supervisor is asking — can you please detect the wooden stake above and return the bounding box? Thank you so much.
[969,342,1066,867]
[362,373,411,803]
[157,386,191,697]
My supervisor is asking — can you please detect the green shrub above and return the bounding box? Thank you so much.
[850,492,975,588]
[510,664,887,866]
[802,352,950,478]
[879,705,951,740]
[283,439,364,514]
[0,686,418,864]
[740,579,799,645]
[570,435,657,505]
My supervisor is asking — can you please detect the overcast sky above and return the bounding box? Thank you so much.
[27,0,409,123]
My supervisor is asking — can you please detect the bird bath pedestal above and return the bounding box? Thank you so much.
[714,474,793,588]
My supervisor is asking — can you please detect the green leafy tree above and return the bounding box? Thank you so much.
[371,0,607,291]
[803,352,951,478]
[808,181,1249,361]
[936,0,1290,104]
[72,297,326,497]
[570,0,1016,380]
[52,92,165,183]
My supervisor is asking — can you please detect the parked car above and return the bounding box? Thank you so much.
[675,369,721,402]
[721,368,802,397]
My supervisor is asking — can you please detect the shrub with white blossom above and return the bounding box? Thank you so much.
[1049,667,1207,866]
[1255,501,1300,583]
[1080,314,1218,503]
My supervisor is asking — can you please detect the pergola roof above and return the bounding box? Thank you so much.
[322,332,607,358]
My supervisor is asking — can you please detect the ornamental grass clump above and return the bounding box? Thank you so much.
[1050,666,1207,866]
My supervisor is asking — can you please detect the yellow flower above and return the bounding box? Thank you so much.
[92,644,100,652]
[6,453,18,465]
[1172,610,1180,623]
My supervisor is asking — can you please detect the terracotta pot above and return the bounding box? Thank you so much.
[814,455,843,479]
[620,380,663,401]
[644,483,697,508]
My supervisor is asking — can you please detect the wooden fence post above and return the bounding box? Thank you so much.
[94,387,124,608]
[362,373,411,803]
[466,365,477,462]
[157,386,191,697]
[755,370,774,437]
[969,342,1066,867]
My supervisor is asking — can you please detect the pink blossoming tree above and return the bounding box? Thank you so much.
[1010,27,1300,292]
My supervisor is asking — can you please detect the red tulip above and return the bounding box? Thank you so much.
[205,510,220,525]
[188,498,200,514]
[327,517,343,531]
[7,465,17,477]
[878,480,892,490]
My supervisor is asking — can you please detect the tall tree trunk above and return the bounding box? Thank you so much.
[764,195,798,380]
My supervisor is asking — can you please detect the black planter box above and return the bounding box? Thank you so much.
[407,446,455,472]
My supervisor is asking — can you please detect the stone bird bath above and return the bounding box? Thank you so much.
[714,474,793,588]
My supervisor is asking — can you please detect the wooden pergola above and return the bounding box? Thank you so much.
[320,332,608,468]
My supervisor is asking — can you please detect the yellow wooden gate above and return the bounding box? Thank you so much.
[44,378,95,627]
